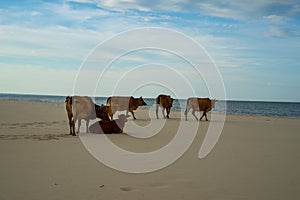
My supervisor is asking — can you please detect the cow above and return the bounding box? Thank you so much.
[65,96,74,135]
[65,96,110,136]
[156,94,174,119]
[95,104,111,121]
[89,114,130,134]
[184,97,216,121]
[106,96,147,120]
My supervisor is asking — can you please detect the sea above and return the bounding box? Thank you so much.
[1,93,300,118]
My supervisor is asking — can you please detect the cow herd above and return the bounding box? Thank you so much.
[65,95,216,136]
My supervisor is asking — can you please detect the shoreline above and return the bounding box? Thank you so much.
[1,99,299,120]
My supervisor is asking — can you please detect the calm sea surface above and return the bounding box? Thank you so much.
[1,93,300,118]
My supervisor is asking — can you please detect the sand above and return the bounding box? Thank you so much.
[0,100,299,200]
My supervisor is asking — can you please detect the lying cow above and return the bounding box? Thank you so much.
[156,94,174,119]
[106,96,147,120]
[184,97,216,121]
[65,96,110,136]
[89,114,130,134]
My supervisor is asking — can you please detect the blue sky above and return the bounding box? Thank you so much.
[0,0,299,101]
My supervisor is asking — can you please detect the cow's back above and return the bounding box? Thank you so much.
[198,98,212,111]
[156,94,173,108]
[89,120,123,134]
[187,97,212,111]
[107,96,132,111]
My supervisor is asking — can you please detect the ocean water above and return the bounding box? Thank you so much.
[1,93,300,118]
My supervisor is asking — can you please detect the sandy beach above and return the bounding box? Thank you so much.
[0,100,299,200]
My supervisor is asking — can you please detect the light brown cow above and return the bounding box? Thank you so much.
[156,94,174,119]
[89,114,130,134]
[184,97,216,121]
[106,96,147,120]
[65,96,110,136]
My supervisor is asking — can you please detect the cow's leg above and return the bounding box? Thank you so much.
[200,112,207,121]
[162,107,166,119]
[192,109,199,121]
[130,110,136,120]
[86,119,90,133]
[156,104,160,119]
[184,105,191,121]
[71,118,75,136]
[166,107,170,119]
[204,111,208,121]
[77,119,81,133]
[68,118,72,135]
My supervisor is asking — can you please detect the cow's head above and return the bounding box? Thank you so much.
[65,96,72,104]
[138,96,147,106]
[95,104,110,121]
[170,98,175,107]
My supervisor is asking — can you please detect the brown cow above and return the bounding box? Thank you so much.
[89,114,130,134]
[65,96,74,135]
[106,96,147,120]
[156,94,174,119]
[95,104,111,121]
[184,97,216,121]
[65,96,110,136]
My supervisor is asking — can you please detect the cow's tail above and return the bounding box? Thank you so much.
[156,95,161,105]
[106,97,111,106]
[105,97,114,120]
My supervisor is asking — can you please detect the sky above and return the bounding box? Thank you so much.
[0,0,300,102]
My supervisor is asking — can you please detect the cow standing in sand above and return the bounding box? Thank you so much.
[184,98,216,121]
[156,94,174,119]
[106,96,147,120]
[65,96,110,136]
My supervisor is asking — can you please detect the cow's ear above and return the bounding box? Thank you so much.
[140,96,143,99]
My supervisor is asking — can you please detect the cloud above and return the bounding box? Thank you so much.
[74,0,300,21]
[263,14,288,23]
[266,26,286,37]
[1,0,299,101]
[0,22,138,78]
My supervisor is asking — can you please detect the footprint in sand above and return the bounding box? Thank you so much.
[120,187,135,192]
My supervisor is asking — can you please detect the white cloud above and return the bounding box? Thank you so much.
[30,11,41,16]
[266,26,286,37]
[85,0,300,20]
[264,15,287,23]
[0,25,103,62]
[1,0,299,101]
